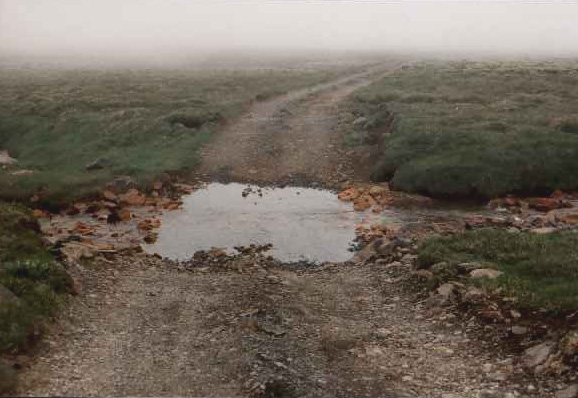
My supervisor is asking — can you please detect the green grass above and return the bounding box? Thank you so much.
[348,60,578,198]
[0,202,52,263]
[418,229,578,310]
[0,202,72,357]
[0,67,349,207]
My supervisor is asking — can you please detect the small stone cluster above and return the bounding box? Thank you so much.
[338,184,388,213]
[353,229,578,397]
[35,180,194,263]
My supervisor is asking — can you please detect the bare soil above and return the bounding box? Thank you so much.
[15,66,546,397]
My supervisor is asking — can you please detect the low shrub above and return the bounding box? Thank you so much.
[0,203,71,353]
[350,61,578,197]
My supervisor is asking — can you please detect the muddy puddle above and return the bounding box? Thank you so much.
[38,181,503,265]
[144,183,367,263]
[143,183,506,263]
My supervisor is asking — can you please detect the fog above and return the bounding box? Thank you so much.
[1,0,577,64]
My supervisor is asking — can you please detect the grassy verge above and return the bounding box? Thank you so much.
[347,60,578,198]
[0,67,348,208]
[417,229,578,310]
[0,202,72,391]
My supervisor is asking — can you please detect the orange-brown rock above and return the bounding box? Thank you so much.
[526,197,568,212]
[145,197,161,206]
[551,189,564,199]
[33,209,49,218]
[65,204,84,216]
[369,185,387,198]
[103,190,118,202]
[338,187,359,202]
[95,244,116,252]
[69,221,95,235]
[174,184,194,194]
[85,202,102,214]
[353,195,376,211]
[119,208,131,222]
[137,218,162,231]
[372,205,383,214]
[162,200,181,211]
[143,232,158,244]
[120,189,147,206]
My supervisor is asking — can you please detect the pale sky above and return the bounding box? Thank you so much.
[1,0,577,59]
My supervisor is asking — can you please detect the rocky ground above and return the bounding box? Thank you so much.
[9,65,578,397]
[6,247,551,397]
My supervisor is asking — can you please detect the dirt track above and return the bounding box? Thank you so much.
[196,66,387,187]
[16,67,539,397]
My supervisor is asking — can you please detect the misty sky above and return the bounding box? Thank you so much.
[1,0,577,58]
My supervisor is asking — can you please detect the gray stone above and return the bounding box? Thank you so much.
[352,116,369,128]
[107,175,137,193]
[352,244,374,263]
[374,328,392,339]
[531,227,557,235]
[457,262,484,272]
[85,157,110,171]
[561,330,578,358]
[414,269,434,279]
[469,268,503,279]
[375,239,396,257]
[511,326,529,335]
[489,372,508,381]
[375,258,390,266]
[522,341,555,369]
[400,254,417,265]
[427,283,457,308]
[431,262,459,279]
[437,283,456,298]
[0,150,17,166]
[555,384,578,398]
[463,286,485,304]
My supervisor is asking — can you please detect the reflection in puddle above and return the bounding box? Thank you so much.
[145,183,364,263]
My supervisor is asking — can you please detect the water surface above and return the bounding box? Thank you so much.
[145,183,363,262]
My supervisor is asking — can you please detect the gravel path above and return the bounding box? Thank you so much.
[17,254,526,397]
